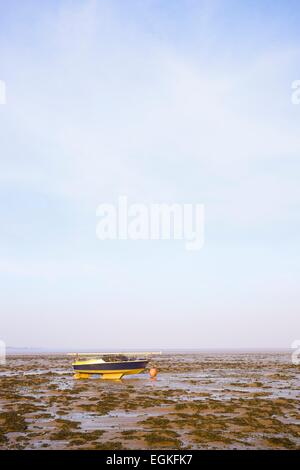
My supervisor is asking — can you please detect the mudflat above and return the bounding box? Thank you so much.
[0,352,299,449]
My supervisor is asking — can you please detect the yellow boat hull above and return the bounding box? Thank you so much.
[73,368,145,380]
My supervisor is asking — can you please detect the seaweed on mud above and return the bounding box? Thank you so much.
[48,384,58,390]
[143,432,181,449]
[32,412,53,419]
[50,426,106,444]
[16,403,45,414]
[69,438,87,446]
[174,403,188,410]
[49,429,78,441]
[120,430,139,440]
[49,418,81,441]
[0,430,8,445]
[1,353,299,450]
[0,411,27,432]
[265,436,296,449]
[55,418,81,429]
[140,417,171,427]
[128,396,173,409]
[189,429,234,445]
[87,441,124,450]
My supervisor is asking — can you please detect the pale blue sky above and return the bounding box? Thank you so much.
[0,0,299,349]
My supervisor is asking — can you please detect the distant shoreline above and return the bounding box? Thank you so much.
[5,347,291,356]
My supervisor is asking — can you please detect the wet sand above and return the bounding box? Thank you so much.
[0,352,299,449]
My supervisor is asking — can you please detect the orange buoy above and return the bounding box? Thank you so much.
[149,367,158,378]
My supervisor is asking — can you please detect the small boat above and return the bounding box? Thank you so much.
[68,351,161,380]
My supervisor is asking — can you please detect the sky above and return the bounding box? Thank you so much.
[0,0,299,350]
